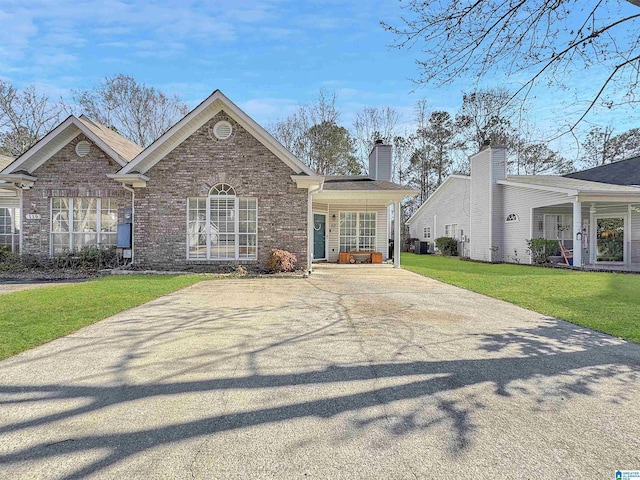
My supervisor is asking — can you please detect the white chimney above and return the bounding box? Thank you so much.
[368,140,392,181]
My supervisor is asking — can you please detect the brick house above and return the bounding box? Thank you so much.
[0,91,416,271]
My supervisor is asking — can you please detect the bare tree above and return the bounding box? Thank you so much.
[71,74,189,148]
[352,106,399,168]
[383,1,640,132]
[455,88,517,152]
[580,126,640,167]
[0,81,64,157]
[270,89,360,175]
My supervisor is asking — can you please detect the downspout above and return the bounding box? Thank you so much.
[122,184,135,264]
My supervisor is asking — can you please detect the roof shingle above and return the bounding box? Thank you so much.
[564,156,640,186]
[322,175,414,191]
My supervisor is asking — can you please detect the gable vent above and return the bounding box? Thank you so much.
[75,141,91,157]
[213,121,233,140]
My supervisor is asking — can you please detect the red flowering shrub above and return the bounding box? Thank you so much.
[265,249,297,273]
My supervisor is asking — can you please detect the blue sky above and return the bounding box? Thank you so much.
[0,0,638,155]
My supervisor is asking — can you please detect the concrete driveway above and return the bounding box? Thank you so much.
[1,264,639,479]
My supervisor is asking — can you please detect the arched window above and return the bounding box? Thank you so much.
[505,213,519,223]
[187,183,257,260]
[209,183,236,196]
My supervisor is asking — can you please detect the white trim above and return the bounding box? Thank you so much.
[497,180,577,196]
[120,90,316,176]
[313,189,417,204]
[2,116,128,176]
[591,213,628,265]
[406,175,470,225]
[528,207,534,264]
[337,210,378,253]
[186,193,258,261]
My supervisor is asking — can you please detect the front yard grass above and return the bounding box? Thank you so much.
[402,253,640,343]
[0,274,207,360]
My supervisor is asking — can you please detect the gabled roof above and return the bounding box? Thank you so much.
[77,116,142,162]
[118,90,315,176]
[564,156,640,186]
[406,175,470,225]
[0,115,141,175]
[0,154,13,171]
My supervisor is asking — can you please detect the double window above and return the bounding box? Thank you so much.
[544,214,573,243]
[339,212,376,252]
[444,223,459,240]
[0,207,20,252]
[187,183,257,260]
[423,226,431,240]
[51,198,117,254]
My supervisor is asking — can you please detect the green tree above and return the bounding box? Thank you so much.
[305,121,360,175]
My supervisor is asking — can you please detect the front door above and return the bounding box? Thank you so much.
[313,213,326,260]
[595,216,625,263]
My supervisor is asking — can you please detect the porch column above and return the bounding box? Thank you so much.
[307,188,314,274]
[573,200,582,268]
[394,200,401,268]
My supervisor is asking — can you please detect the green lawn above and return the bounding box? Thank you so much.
[0,275,208,360]
[402,253,640,343]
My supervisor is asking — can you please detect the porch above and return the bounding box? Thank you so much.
[530,201,640,269]
[307,176,417,270]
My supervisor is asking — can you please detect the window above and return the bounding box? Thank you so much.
[423,226,431,239]
[444,223,459,239]
[505,213,519,223]
[187,183,257,260]
[51,198,117,254]
[339,212,376,252]
[0,207,20,252]
[544,214,573,243]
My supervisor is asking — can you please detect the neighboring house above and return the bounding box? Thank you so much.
[407,146,640,268]
[0,91,416,271]
[0,154,19,252]
[406,175,471,255]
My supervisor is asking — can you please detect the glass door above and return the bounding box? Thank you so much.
[595,217,625,263]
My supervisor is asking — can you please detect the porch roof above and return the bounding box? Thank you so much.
[322,176,415,191]
[499,175,640,201]
[314,176,418,204]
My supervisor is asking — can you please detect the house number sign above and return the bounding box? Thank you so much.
[26,214,41,220]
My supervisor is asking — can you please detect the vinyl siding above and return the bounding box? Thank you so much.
[321,202,389,262]
[470,149,496,261]
[631,210,640,263]
[408,177,470,251]
[501,185,571,263]
[491,148,507,260]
